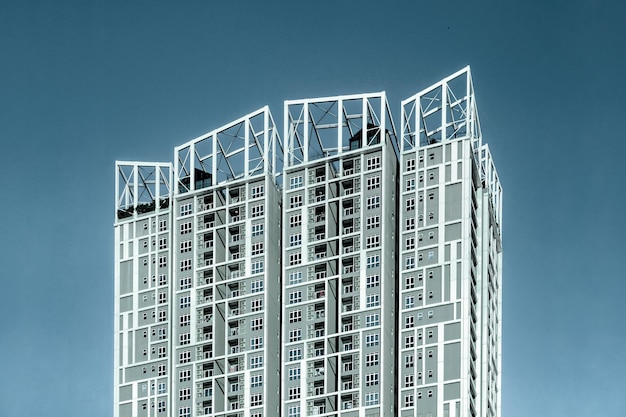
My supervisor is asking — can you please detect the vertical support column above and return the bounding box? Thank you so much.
[284,103,290,168]
[414,96,420,149]
[442,78,448,141]
[133,165,138,208]
[303,102,309,163]
[174,152,180,196]
[337,98,343,156]
[264,107,271,175]
[361,96,367,145]
[245,118,250,178]
[189,143,196,192]
[115,165,121,214]
[155,166,161,214]
[380,95,386,144]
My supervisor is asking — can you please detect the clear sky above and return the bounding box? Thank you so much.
[1,1,625,416]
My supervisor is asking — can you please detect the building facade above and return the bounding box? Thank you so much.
[281,93,398,417]
[114,67,502,417]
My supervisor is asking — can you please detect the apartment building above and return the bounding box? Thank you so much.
[113,67,502,417]
[115,107,283,417]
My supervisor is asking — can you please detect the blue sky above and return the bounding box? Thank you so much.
[1,1,625,416]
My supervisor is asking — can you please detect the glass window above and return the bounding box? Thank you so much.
[289,176,303,189]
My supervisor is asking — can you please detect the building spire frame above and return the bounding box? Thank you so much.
[401,66,481,153]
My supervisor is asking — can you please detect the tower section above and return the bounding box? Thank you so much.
[114,162,173,417]
[171,107,283,417]
[398,67,502,417]
[282,93,399,417]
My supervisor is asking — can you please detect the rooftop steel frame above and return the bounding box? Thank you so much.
[115,162,172,212]
[174,106,282,195]
[284,92,398,167]
[401,66,481,152]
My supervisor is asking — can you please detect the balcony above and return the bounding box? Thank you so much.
[312,405,325,415]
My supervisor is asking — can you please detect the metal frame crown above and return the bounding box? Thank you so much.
[401,66,481,152]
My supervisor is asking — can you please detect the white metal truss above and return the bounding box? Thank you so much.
[115,162,172,218]
[401,66,481,152]
[284,92,398,167]
[174,106,283,194]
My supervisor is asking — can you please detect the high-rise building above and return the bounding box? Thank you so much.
[281,93,398,417]
[115,108,283,417]
[396,68,502,417]
[114,67,502,417]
